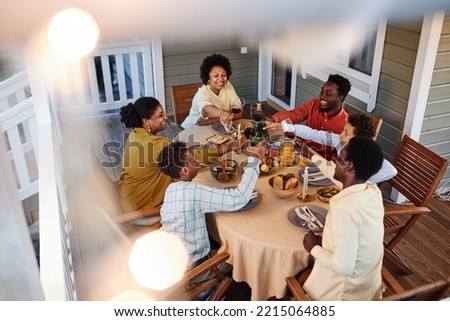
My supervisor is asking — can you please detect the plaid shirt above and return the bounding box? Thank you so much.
[160,158,260,269]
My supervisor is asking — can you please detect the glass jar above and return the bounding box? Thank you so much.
[279,137,295,166]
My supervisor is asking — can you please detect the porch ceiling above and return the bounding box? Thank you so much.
[2,0,450,46]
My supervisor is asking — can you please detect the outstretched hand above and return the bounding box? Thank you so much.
[245,141,266,159]
[263,121,281,131]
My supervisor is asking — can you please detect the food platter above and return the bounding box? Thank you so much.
[206,134,230,145]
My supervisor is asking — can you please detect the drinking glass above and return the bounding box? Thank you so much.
[231,97,245,115]
[279,136,295,166]
[281,118,296,139]
[250,103,264,121]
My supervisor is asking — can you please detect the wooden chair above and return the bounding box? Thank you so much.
[158,252,233,301]
[171,82,203,125]
[380,135,449,274]
[344,103,383,140]
[381,267,450,300]
[286,267,450,301]
[91,152,161,241]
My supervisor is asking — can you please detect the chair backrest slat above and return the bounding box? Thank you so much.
[171,83,202,125]
[388,135,448,207]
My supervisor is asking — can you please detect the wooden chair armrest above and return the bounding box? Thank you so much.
[181,252,230,283]
[384,206,431,217]
[114,206,161,224]
[381,266,404,295]
[285,276,310,301]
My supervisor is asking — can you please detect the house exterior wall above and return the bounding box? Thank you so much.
[162,38,258,117]
[422,14,450,185]
[374,20,422,158]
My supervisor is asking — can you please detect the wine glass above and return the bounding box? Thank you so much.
[230,97,245,115]
[250,103,264,121]
[281,118,296,140]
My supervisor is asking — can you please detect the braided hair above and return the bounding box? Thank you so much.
[120,97,160,129]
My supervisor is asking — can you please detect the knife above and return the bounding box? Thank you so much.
[302,206,324,228]
[294,207,318,228]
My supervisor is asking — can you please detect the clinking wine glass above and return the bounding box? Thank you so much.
[231,97,245,116]
[281,118,296,140]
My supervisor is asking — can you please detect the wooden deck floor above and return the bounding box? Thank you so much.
[60,109,450,301]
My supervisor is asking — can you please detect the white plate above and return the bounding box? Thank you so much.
[298,166,332,186]
[287,205,327,231]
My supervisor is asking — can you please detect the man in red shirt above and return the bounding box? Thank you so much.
[266,74,351,160]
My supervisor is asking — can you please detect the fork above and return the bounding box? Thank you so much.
[294,207,310,227]
[302,206,324,228]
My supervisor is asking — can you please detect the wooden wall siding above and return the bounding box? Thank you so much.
[162,39,258,117]
[373,21,422,160]
[295,75,321,106]
[422,14,450,184]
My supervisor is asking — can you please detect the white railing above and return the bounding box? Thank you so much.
[0,40,162,300]
[0,66,76,300]
[53,40,158,121]
[0,71,39,201]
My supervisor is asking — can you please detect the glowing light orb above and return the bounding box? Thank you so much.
[128,230,188,291]
[47,8,99,59]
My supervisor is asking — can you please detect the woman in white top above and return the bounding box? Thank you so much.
[181,53,242,129]
[289,113,397,184]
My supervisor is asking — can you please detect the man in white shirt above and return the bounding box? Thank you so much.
[302,136,385,300]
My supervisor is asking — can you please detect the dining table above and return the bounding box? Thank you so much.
[177,120,338,300]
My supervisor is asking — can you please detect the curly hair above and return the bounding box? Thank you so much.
[199,53,233,85]
[328,74,352,101]
[348,113,376,139]
[158,141,188,179]
[345,136,383,181]
[119,97,160,129]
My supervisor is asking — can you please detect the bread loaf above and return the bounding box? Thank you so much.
[284,177,298,190]
[273,176,285,190]
[284,173,295,181]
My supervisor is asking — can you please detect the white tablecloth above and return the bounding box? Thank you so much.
[179,123,333,300]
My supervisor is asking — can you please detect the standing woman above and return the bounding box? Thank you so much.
[118,97,172,220]
[181,53,242,129]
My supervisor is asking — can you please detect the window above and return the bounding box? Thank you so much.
[271,59,292,105]
[349,30,377,76]
[261,20,386,112]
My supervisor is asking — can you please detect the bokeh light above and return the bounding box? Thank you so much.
[128,230,188,291]
[47,8,99,59]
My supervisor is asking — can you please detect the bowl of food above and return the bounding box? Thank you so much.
[210,159,238,183]
[316,186,340,203]
[268,173,299,198]
[240,153,280,176]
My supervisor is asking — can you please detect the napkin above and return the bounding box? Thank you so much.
[301,172,328,181]
[294,207,319,229]
[311,155,343,189]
